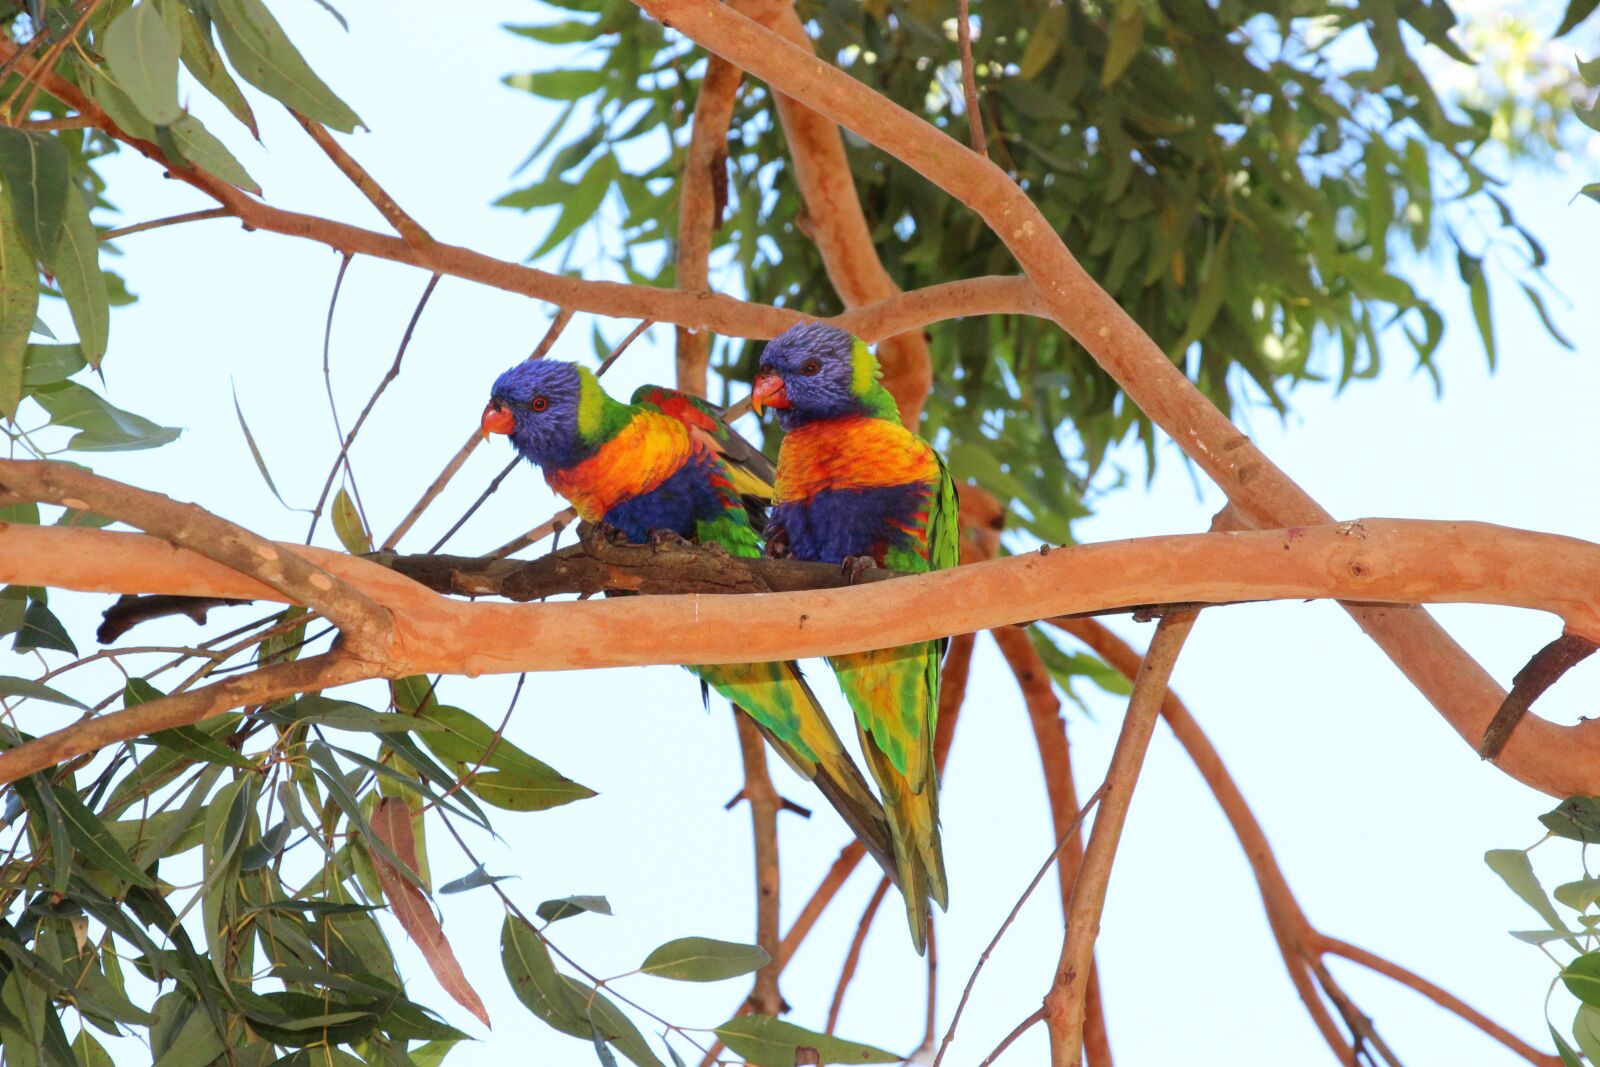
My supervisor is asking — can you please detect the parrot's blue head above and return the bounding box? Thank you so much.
[750,322,876,430]
[482,359,594,470]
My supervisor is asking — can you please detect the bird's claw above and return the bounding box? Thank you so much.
[841,555,878,585]
[648,528,693,549]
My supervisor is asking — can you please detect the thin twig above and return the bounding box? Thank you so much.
[100,208,232,242]
[5,0,103,119]
[529,308,575,361]
[825,877,889,1033]
[955,0,988,156]
[307,272,442,542]
[380,429,482,552]
[19,115,94,131]
[932,785,1105,1067]
[1317,936,1560,1067]
[978,1008,1046,1067]
[427,457,521,554]
[732,710,786,1016]
[292,112,433,248]
[594,319,657,377]
[488,506,576,559]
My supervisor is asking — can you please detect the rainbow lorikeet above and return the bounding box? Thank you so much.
[751,322,958,954]
[480,360,895,878]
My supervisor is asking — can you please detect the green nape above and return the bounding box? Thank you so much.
[574,366,637,445]
[848,337,905,423]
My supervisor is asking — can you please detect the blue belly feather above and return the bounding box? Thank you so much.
[769,484,928,564]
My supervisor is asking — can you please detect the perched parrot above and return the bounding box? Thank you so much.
[480,359,896,880]
[750,322,958,954]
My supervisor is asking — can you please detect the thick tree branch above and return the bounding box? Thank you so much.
[10,518,1600,795]
[0,460,394,662]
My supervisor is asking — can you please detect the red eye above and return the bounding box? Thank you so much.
[530,396,548,412]
[800,358,822,376]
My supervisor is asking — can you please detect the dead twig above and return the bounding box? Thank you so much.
[1479,632,1599,759]
[954,0,987,156]
[100,209,232,242]
[381,430,482,551]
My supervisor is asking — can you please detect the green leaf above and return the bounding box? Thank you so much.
[1517,283,1573,351]
[1455,247,1495,369]
[1574,1005,1600,1065]
[103,3,183,126]
[1542,797,1600,843]
[530,154,616,259]
[305,742,425,893]
[1099,0,1145,87]
[232,383,294,508]
[1556,877,1600,912]
[164,115,260,194]
[1018,4,1069,82]
[505,69,607,100]
[208,0,363,132]
[169,0,259,135]
[1556,1024,1587,1067]
[536,895,612,923]
[1557,0,1600,36]
[15,599,77,655]
[501,914,592,1037]
[506,22,604,44]
[416,704,596,812]
[30,381,180,451]
[638,937,768,982]
[46,783,155,887]
[1484,848,1581,951]
[259,694,436,733]
[44,189,109,369]
[0,189,40,420]
[0,675,87,709]
[712,1015,898,1066]
[439,864,516,894]
[22,344,85,390]
[0,128,69,262]
[332,486,370,553]
[1565,954,1600,1009]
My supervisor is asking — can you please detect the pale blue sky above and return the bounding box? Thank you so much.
[6,2,1600,1064]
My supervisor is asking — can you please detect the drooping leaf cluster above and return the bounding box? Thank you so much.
[499,0,1590,545]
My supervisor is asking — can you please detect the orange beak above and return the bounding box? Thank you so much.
[481,400,516,439]
[750,373,789,415]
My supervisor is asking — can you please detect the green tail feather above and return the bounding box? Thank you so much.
[695,660,898,887]
[860,727,946,954]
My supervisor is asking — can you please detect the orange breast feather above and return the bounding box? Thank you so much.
[546,412,696,521]
[774,417,938,505]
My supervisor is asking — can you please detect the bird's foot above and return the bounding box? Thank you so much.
[841,555,878,585]
[648,528,694,549]
[588,520,627,546]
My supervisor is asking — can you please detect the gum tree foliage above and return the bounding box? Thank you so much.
[0,0,1594,1065]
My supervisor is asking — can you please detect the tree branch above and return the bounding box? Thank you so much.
[732,711,789,1017]
[0,460,394,662]
[0,652,374,784]
[1316,936,1559,1067]
[1479,632,1599,760]
[11,517,1600,796]
[1043,610,1198,1066]
[291,112,433,248]
[991,625,1112,1067]
[675,55,744,397]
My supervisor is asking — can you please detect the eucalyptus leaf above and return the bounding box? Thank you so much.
[638,938,768,982]
[103,3,183,126]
